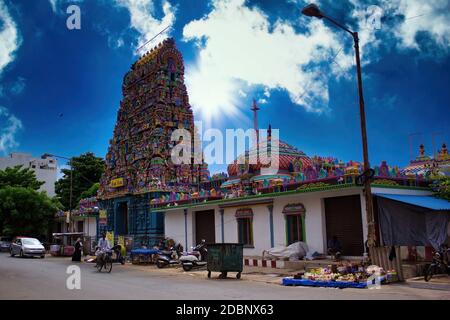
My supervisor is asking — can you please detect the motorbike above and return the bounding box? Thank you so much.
[424,244,450,282]
[156,243,183,268]
[111,244,126,265]
[180,240,207,272]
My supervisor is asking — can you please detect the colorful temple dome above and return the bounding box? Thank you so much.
[401,143,450,177]
[227,138,313,178]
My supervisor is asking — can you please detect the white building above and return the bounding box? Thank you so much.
[161,185,433,259]
[0,152,58,197]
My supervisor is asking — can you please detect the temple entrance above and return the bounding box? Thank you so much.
[195,210,215,245]
[324,195,364,256]
[116,202,129,235]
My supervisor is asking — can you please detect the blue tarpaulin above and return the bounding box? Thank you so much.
[375,194,450,249]
[375,193,450,211]
[282,278,368,289]
[130,249,160,255]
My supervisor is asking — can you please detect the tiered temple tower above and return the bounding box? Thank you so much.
[98,38,204,245]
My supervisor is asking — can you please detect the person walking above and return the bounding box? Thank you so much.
[72,237,83,262]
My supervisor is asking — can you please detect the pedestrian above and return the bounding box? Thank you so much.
[72,237,83,262]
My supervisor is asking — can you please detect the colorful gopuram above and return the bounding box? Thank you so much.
[98,38,211,245]
[402,143,450,178]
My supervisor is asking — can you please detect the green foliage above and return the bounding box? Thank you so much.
[432,177,450,201]
[0,187,61,237]
[80,182,100,199]
[55,152,105,210]
[0,165,44,190]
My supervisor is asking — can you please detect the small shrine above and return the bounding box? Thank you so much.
[401,143,450,179]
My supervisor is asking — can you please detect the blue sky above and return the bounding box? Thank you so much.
[0,0,449,175]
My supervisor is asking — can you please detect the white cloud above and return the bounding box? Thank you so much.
[48,0,84,14]
[183,0,353,120]
[258,98,268,104]
[391,0,450,50]
[115,0,176,51]
[238,89,247,98]
[49,0,58,13]
[348,0,450,52]
[0,0,21,75]
[10,76,26,95]
[0,106,23,154]
[57,164,70,180]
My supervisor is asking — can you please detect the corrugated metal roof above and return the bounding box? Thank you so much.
[376,193,450,211]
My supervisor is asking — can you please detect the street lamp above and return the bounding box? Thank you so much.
[43,153,74,233]
[301,4,376,248]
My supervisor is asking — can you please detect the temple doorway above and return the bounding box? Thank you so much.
[116,202,129,235]
[195,210,215,245]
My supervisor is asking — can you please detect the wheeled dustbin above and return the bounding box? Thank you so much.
[206,243,243,279]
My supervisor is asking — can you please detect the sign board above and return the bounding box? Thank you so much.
[99,210,107,226]
[106,231,114,247]
[110,178,124,188]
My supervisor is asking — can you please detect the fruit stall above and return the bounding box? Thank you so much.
[282,263,399,289]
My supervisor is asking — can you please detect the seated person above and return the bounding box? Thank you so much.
[327,235,342,260]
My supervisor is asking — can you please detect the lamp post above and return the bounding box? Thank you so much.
[43,153,74,233]
[301,4,376,247]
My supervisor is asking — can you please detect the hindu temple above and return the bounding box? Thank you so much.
[98,38,217,246]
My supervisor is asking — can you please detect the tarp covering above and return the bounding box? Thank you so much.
[375,193,450,210]
[377,196,450,250]
[262,241,308,261]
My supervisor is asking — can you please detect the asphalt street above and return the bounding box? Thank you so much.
[0,253,448,300]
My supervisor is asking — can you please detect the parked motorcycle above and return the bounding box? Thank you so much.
[111,244,126,265]
[424,244,450,282]
[156,243,183,268]
[180,240,207,272]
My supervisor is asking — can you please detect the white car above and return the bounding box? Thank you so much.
[10,237,46,258]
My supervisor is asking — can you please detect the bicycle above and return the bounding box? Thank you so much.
[96,250,113,273]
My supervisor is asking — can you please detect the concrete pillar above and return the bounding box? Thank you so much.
[220,209,225,243]
[267,204,274,248]
[184,209,188,250]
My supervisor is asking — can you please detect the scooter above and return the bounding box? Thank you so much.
[156,243,183,268]
[111,244,126,265]
[180,240,207,272]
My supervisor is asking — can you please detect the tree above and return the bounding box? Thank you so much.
[80,182,100,199]
[55,152,105,210]
[0,187,61,238]
[0,166,44,190]
[432,177,450,201]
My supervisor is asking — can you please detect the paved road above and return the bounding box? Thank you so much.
[0,253,448,300]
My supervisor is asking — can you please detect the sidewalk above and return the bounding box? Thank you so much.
[126,262,291,285]
[404,275,450,291]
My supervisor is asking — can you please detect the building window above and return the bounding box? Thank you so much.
[283,203,305,245]
[286,214,303,245]
[236,208,253,247]
[77,221,84,233]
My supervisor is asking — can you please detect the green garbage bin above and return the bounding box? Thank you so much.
[207,243,243,279]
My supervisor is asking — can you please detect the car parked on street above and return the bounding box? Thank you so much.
[10,237,46,258]
[0,236,12,252]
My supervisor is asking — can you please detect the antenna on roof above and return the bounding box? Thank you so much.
[432,132,443,159]
[408,132,422,161]
[136,25,171,54]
